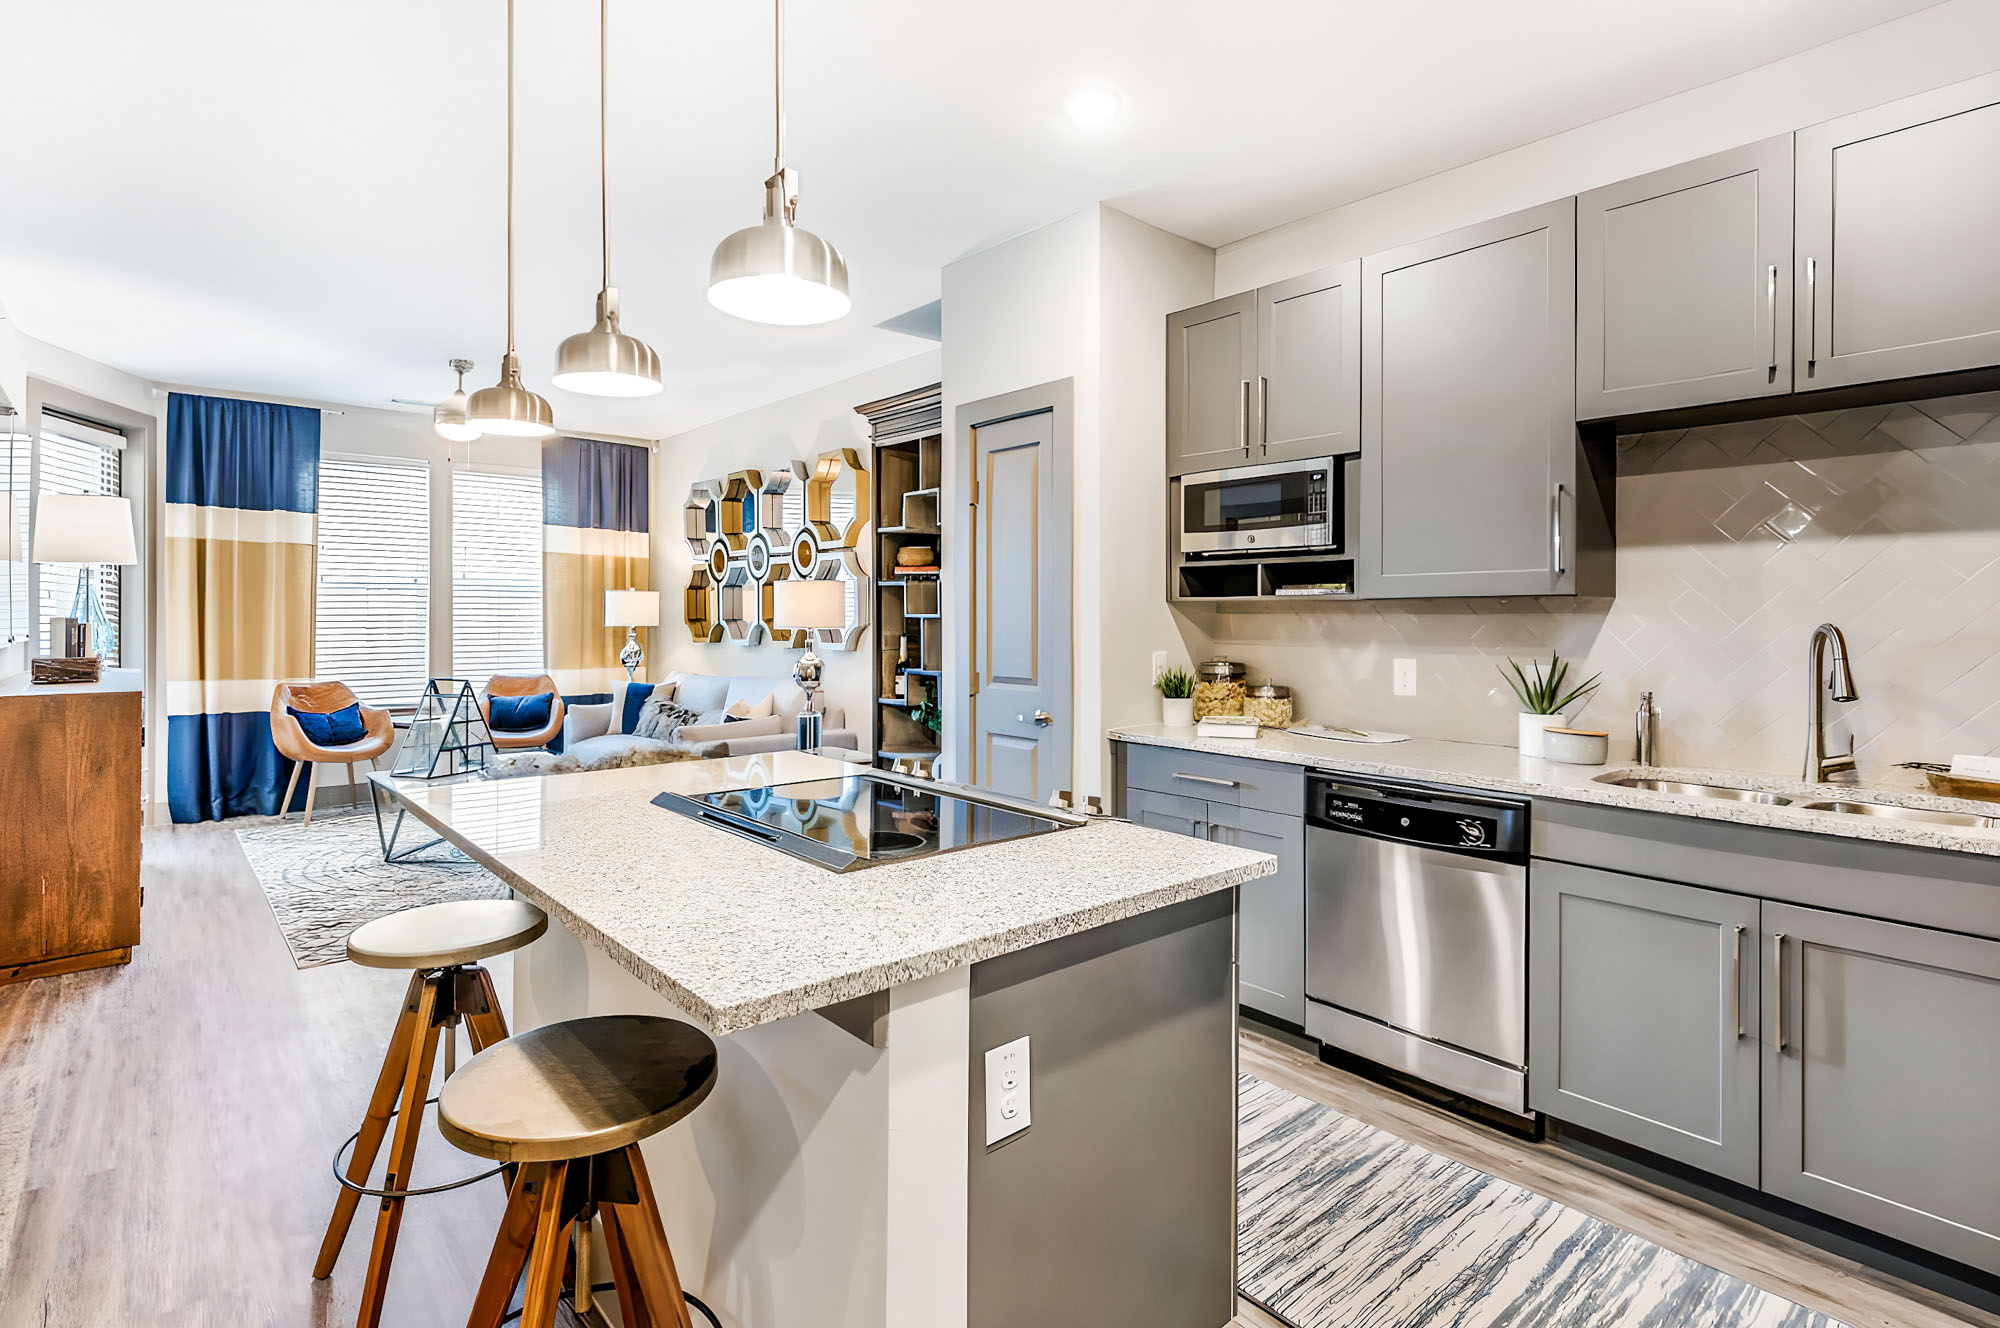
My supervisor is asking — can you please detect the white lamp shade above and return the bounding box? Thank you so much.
[0,492,19,562]
[604,588,662,628]
[32,493,138,565]
[772,576,846,631]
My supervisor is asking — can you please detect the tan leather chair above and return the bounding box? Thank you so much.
[478,673,566,752]
[271,680,395,827]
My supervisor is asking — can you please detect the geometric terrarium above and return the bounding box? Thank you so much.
[392,679,494,778]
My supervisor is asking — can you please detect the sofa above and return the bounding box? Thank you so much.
[562,671,857,763]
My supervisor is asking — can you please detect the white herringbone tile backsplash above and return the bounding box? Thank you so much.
[1186,392,2000,776]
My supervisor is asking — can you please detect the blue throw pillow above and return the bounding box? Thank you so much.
[490,691,555,732]
[290,702,367,746]
[618,682,657,735]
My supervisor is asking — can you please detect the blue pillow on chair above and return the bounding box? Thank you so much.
[290,702,367,746]
[489,691,555,732]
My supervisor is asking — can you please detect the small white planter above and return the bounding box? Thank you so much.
[1162,696,1195,727]
[1518,711,1560,757]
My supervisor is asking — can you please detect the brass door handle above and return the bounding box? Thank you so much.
[1032,710,1053,727]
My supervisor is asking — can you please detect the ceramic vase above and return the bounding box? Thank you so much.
[1162,696,1195,727]
[1518,711,1559,757]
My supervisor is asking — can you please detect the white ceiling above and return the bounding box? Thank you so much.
[0,0,1943,437]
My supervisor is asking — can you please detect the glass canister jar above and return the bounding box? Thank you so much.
[1245,683,1293,729]
[1193,659,1248,720]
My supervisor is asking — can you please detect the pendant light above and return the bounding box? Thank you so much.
[467,0,557,439]
[553,0,662,396]
[433,359,481,451]
[706,0,850,326]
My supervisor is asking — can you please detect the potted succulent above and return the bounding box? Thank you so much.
[1499,652,1600,757]
[1155,665,1196,727]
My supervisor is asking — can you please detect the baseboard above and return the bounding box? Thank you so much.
[0,946,132,985]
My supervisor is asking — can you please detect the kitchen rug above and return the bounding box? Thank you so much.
[1237,1075,1846,1328]
[236,810,510,969]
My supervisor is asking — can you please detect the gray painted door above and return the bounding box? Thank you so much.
[1125,785,1206,839]
[1796,72,2000,390]
[1205,801,1305,1027]
[1761,902,2000,1275]
[1577,136,1794,419]
[1166,291,1256,477]
[1255,263,1361,462]
[1529,862,1760,1185]
[1360,199,1578,599]
[969,393,1071,803]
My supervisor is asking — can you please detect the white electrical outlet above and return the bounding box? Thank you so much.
[1394,658,1418,696]
[984,1035,1032,1146]
[1151,650,1169,680]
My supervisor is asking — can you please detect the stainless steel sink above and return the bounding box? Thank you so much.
[1795,799,1999,829]
[1598,776,1792,806]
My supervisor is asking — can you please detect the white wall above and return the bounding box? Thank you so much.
[1215,0,2000,294]
[651,350,943,748]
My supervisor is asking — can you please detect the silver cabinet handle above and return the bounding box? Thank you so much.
[1192,819,1207,840]
[1173,772,1239,788]
[1031,710,1052,727]
[1239,379,1253,451]
[1804,258,1817,377]
[1729,924,1745,1039]
[1257,375,1269,449]
[1772,932,1788,1052]
[1551,485,1567,576]
[1767,265,1779,378]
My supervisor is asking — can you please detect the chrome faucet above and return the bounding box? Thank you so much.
[1803,623,1860,782]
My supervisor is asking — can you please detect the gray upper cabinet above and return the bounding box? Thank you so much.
[1761,902,2000,1275]
[1795,72,2000,390]
[1577,137,1794,419]
[1254,263,1361,462]
[1360,199,1578,599]
[1166,292,1256,476]
[1529,862,1760,1185]
[1206,802,1306,1028]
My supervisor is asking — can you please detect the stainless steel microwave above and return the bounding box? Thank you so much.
[1178,456,1338,556]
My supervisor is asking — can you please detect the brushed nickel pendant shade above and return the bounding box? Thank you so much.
[707,0,851,327]
[553,0,663,397]
[433,358,480,444]
[467,0,557,440]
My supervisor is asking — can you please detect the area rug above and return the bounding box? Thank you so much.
[1236,1075,1846,1328]
[236,811,511,969]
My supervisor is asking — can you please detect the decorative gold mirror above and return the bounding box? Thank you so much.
[684,567,719,642]
[807,448,869,550]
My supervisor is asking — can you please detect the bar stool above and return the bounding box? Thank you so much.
[313,898,549,1328]
[440,1014,719,1328]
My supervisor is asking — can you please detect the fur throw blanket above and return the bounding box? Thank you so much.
[482,740,727,780]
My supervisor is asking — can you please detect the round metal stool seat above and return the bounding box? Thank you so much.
[346,898,548,970]
[439,1014,718,1164]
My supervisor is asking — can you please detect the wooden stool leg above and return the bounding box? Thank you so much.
[466,1163,547,1328]
[598,1202,656,1328]
[461,966,512,1054]
[354,972,444,1328]
[606,1145,694,1328]
[518,1158,572,1328]
[314,971,425,1278]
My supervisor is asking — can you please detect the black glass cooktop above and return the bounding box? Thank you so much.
[653,770,1077,872]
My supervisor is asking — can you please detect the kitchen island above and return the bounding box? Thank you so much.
[373,750,1275,1328]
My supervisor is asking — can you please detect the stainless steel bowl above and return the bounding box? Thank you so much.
[1600,776,1792,805]
[1795,800,1998,829]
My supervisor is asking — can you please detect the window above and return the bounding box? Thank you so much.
[315,458,430,707]
[2,411,28,649]
[451,468,544,691]
[35,413,126,664]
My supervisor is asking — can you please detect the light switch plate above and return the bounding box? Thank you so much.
[1151,650,1169,681]
[1394,658,1418,696]
[983,1035,1031,1146]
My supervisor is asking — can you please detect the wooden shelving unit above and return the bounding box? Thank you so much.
[857,384,945,776]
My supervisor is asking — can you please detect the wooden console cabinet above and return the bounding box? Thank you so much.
[0,669,142,982]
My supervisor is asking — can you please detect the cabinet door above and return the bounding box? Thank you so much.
[1360,200,1577,598]
[1762,903,2000,1275]
[1529,862,1759,1185]
[1796,73,2000,389]
[1166,292,1256,477]
[1577,136,1793,419]
[1255,263,1360,462]
[1205,802,1305,1027]
[1125,786,1207,839]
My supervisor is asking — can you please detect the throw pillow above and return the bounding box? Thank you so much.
[290,702,367,746]
[488,691,554,732]
[633,693,702,742]
[616,680,669,735]
[726,694,778,720]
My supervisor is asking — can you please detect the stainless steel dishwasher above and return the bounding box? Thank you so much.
[1304,772,1531,1117]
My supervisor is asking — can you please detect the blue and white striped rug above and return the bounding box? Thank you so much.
[1237,1076,1845,1328]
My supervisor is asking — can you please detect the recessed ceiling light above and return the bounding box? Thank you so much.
[1063,88,1121,128]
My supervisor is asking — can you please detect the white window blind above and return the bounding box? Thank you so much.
[35,415,125,664]
[451,468,544,691]
[315,458,430,708]
[2,415,28,648]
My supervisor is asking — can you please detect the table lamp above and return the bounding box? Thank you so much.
[32,493,138,658]
[772,576,845,750]
[604,588,661,681]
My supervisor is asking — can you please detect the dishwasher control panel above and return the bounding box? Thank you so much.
[1308,776,1527,859]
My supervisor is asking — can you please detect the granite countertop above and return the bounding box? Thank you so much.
[373,750,1274,1035]
[1110,723,2000,859]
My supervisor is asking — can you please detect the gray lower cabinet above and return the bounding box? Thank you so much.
[1126,785,1206,839]
[1360,199,1579,599]
[1529,862,1760,1185]
[1576,136,1794,420]
[1166,292,1256,477]
[1762,902,2000,1275]
[1796,71,2000,390]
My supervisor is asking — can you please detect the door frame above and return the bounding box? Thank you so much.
[952,380,1073,792]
